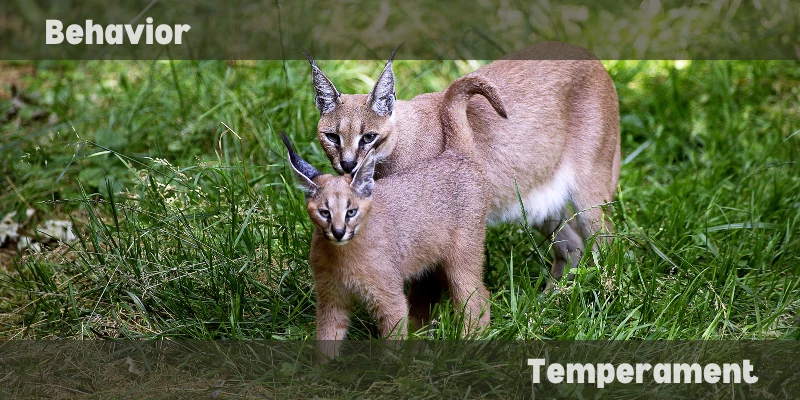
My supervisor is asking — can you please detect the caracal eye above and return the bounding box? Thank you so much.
[324,132,340,145]
[319,209,331,219]
[361,133,377,145]
[346,208,358,218]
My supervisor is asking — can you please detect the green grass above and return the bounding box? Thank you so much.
[0,59,798,341]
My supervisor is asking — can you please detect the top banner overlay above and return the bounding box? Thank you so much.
[1,0,798,60]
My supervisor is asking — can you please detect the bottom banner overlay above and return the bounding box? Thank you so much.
[2,340,797,398]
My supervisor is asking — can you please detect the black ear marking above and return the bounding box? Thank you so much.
[350,150,376,197]
[301,48,342,115]
[280,131,321,195]
[366,48,400,117]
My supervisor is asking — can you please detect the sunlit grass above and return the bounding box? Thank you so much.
[0,59,798,341]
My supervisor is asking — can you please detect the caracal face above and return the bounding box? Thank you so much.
[316,93,397,175]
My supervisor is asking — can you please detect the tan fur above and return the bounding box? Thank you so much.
[440,75,508,156]
[308,161,488,360]
[308,42,621,281]
[282,86,505,358]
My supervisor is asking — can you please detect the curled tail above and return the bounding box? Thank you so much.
[440,74,508,156]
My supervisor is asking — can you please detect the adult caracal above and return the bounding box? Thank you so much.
[305,42,620,281]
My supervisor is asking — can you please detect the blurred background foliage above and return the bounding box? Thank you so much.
[1,0,798,59]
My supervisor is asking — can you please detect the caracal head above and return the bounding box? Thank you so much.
[303,49,399,175]
[281,132,376,245]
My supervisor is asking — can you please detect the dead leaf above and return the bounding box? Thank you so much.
[0,211,20,246]
[35,220,76,243]
[126,356,144,377]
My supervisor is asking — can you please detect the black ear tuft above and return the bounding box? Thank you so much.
[366,51,398,117]
[281,131,321,195]
[301,48,341,115]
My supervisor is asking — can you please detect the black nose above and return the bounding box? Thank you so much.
[340,160,357,174]
[332,228,346,240]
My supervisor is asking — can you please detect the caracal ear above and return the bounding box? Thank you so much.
[302,48,342,115]
[350,149,376,197]
[366,48,399,117]
[280,131,321,196]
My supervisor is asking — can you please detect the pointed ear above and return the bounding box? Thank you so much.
[350,150,376,197]
[302,48,341,115]
[366,49,398,117]
[280,132,321,196]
